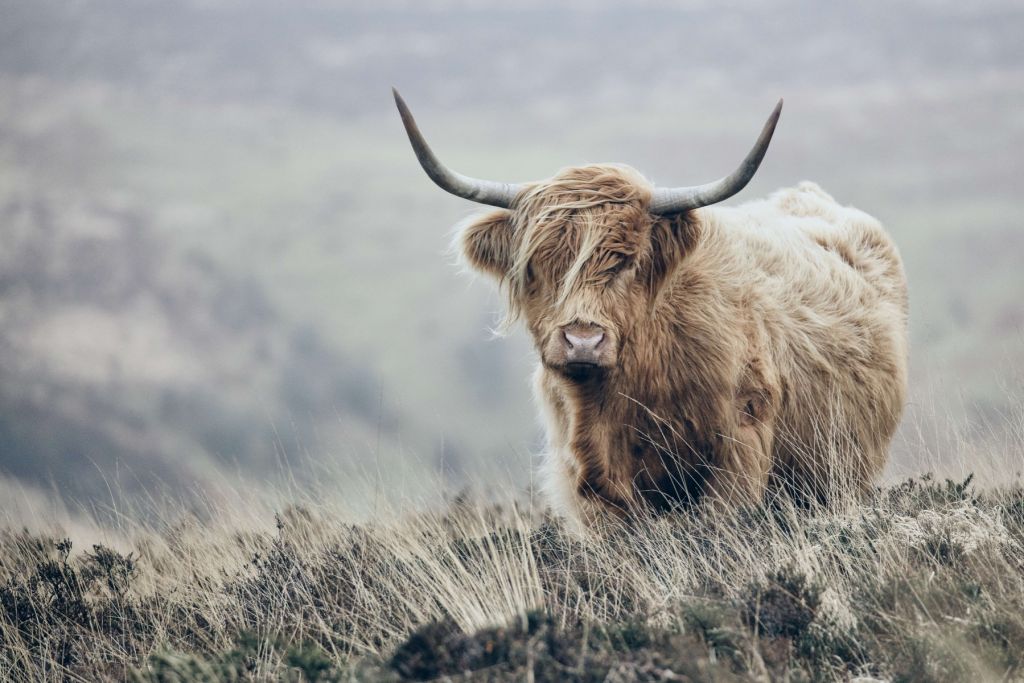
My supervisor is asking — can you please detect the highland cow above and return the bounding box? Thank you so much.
[394,90,908,527]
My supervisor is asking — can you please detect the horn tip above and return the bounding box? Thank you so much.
[392,88,414,128]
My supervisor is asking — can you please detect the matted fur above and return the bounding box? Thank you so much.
[457,164,908,528]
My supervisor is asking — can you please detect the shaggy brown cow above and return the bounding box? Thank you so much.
[394,90,908,527]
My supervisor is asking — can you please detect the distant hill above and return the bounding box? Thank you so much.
[0,188,394,500]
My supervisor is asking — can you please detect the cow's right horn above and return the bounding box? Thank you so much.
[393,88,524,209]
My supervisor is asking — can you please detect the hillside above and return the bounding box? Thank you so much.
[2,471,1023,681]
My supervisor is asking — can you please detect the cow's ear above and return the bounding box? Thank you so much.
[459,209,516,279]
[647,214,700,295]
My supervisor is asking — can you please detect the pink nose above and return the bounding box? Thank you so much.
[563,328,605,354]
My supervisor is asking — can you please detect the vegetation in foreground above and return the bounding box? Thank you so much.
[2,474,1024,681]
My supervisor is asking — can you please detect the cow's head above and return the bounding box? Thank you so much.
[394,89,781,383]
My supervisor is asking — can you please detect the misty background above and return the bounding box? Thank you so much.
[0,0,1021,510]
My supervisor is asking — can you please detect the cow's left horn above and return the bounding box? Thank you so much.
[649,99,783,215]
[393,88,524,209]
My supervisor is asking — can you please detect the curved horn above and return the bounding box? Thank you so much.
[649,99,783,215]
[393,88,523,208]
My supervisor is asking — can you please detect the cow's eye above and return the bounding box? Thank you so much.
[599,255,622,274]
[524,263,539,290]
[608,255,633,278]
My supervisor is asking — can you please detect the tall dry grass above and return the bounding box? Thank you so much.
[1,413,1023,681]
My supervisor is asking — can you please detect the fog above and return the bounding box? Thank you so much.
[1,0,1022,507]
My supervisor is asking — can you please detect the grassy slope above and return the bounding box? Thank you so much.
[2,470,1024,682]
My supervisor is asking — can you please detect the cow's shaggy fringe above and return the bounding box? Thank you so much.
[2,428,1023,681]
[505,164,654,328]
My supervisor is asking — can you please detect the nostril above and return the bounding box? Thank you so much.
[564,330,605,352]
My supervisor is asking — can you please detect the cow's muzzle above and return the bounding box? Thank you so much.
[552,323,614,381]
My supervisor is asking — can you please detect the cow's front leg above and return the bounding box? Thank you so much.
[704,453,771,506]
[704,414,775,506]
[538,443,633,535]
[703,382,778,506]
[573,431,637,520]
